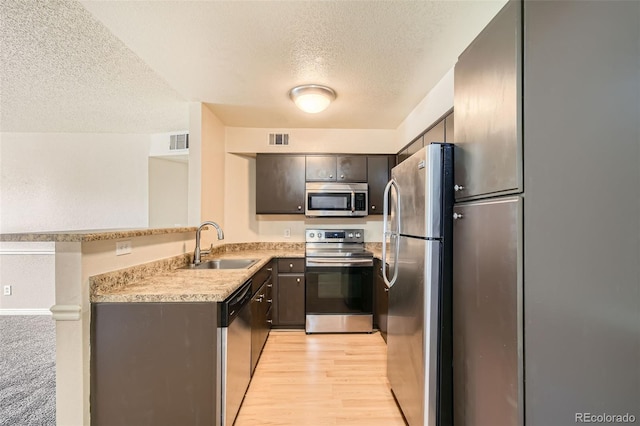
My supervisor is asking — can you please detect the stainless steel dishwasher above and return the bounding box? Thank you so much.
[217,279,252,426]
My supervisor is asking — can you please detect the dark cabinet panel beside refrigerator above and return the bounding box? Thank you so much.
[453,0,522,201]
[452,197,523,426]
[452,0,640,425]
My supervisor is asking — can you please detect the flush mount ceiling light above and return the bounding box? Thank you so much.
[289,84,336,114]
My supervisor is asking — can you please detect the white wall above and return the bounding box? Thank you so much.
[0,132,150,233]
[0,242,55,314]
[148,157,188,228]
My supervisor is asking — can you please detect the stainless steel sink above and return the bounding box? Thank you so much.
[182,258,258,270]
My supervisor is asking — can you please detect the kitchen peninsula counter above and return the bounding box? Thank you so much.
[0,226,198,242]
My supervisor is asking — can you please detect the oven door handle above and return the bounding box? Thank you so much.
[351,191,355,213]
[306,258,373,267]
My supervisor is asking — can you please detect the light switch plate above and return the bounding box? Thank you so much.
[116,240,132,256]
[284,228,291,238]
[3,285,11,296]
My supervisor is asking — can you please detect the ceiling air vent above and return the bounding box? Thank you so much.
[169,133,189,150]
[268,133,289,146]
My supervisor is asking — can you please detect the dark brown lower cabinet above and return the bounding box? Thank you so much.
[275,258,305,327]
[91,303,218,426]
[373,258,389,342]
[276,275,305,326]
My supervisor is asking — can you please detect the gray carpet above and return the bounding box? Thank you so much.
[0,315,56,426]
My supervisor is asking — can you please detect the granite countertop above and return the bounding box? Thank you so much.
[0,227,197,242]
[91,247,305,303]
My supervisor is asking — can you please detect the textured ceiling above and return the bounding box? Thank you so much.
[1,0,507,133]
[0,0,189,133]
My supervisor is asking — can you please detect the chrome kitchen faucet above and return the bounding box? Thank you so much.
[193,221,224,265]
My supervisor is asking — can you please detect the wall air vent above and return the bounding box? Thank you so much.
[268,133,289,146]
[169,134,189,150]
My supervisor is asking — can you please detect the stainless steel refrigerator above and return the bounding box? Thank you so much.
[382,143,453,426]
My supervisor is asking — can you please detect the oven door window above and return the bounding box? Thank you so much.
[305,266,373,314]
[307,193,351,211]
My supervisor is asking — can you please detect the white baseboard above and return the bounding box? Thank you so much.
[0,308,52,316]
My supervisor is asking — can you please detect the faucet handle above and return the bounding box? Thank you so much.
[200,243,214,256]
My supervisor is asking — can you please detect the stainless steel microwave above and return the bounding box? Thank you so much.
[305,182,368,217]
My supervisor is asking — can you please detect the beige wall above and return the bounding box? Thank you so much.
[395,67,454,150]
[148,157,189,228]
[200,104,226,248]
[226,127,396,154]
[188,103,226,248]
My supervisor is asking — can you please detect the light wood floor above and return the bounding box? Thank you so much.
[235,330,406,426]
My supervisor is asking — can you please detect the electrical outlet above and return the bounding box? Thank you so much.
[3,285,12,296]
[116,240,132,256]
[284,228,291,238]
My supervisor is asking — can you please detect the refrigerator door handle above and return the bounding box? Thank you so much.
[382,179,400,288]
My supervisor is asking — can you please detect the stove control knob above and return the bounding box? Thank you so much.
[348,232,354,238]
[309,233,315,238]
[355,232,361,238]
[318,232,323,239]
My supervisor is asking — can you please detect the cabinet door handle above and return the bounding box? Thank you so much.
[266,299,273,303]
[371,205,376,210]
[297,205,302,210]
[384,287,389,292]
[340,174,344,179]
[289,263,294,268]
[296,278,301,283]
[267,283,273,288]
[454,184,465,192]
[267,267,273,272]
[329,174,333,178]
[266,319,272,324]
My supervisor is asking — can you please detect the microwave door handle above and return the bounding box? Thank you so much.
[382,179,400,288]
[351,191,355,213]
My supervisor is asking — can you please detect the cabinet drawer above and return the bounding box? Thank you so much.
[277,258,305,273]
[252,262,273,294]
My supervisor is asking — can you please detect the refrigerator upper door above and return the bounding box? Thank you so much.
[387,236,441,426]
[391,144,443,239]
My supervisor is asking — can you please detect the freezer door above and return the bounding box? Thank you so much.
[387,236,441,426]
[391,144,443,239]
[452,196,523,426]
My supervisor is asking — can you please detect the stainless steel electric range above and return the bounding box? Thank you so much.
[305,228,374,333]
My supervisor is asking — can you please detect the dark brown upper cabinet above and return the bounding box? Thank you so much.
[424,120,445,145]
[305,156,336,181]
[337,156,367,182]
[367,155,395,215]
[256,154,305,214]
[306,155,367,182]
[444,112,454,143]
